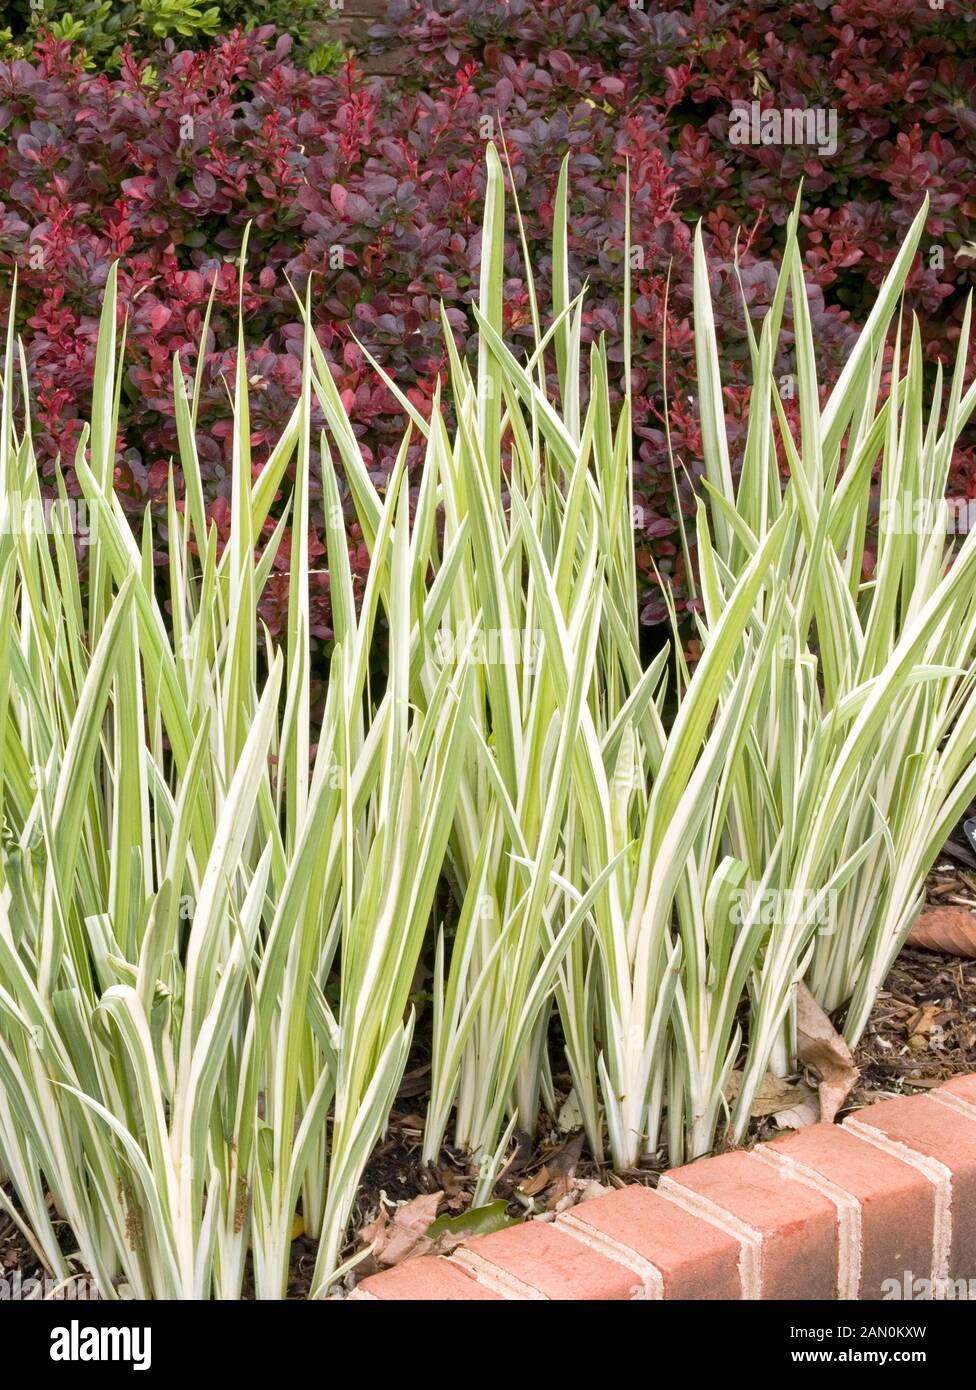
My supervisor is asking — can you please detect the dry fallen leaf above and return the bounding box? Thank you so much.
[725,1069,811,1117]
[433,1162,470,1208]
[557,1089,583,1133]
[392,1112,427,1133]
[359,1191,443,1269]
[516,1166,551,1198]
[907,906,976,959]
[515,1135,585,1210]
[905,1001,941,1039]
[544,1173,576,1211]
[772,1090,821,1131]
[796,981,859,1123]
[547,1131,584,1177]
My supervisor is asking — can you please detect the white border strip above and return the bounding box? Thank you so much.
[555,1209,664,1300]
[753,1147,861,1299]
[657,1176,762,1299]
[928,1090,976,1124]
[450,1248,548,1300]
[845,1118,953,1283]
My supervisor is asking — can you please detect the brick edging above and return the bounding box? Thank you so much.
[349,1074,976,1300]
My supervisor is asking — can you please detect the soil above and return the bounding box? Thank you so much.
[845,859,976,1110]
[4,857,975,1299]
[0,1193,76,1295]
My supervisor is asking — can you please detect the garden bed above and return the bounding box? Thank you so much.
[5,864,973,1301]
[0,7,974,1309]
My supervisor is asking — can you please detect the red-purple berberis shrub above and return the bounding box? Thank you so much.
[0,2,974,641]
[374,0,976,602]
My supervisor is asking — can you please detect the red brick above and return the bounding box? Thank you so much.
[937,1074,976,1110]
[563,1185,742,1299]
[767,1123,936,1297]
[351,1079,976,1302]
[662,1150,837,1299]
[845,1095,976,1279]
[355,1256,502,1301]
[461,1220,638,1300]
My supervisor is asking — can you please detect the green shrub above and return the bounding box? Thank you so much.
[1,0,345,71]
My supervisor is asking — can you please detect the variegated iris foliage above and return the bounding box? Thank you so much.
[0,147,973,1297]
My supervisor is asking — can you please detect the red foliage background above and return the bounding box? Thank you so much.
[0,1,974,641]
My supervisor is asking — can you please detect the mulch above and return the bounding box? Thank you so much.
[847,858,976,1109]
